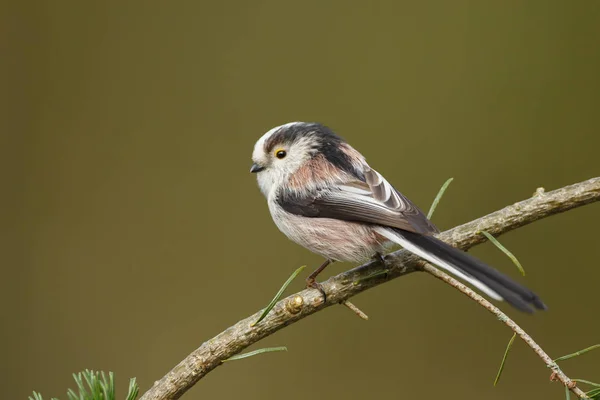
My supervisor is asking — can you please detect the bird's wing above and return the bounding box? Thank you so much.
[277,166,439,235]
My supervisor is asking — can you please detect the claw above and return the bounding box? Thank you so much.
[373,252,390,278]
[374,252,386,265]
[306,277,327,302]
[305,259,332,303]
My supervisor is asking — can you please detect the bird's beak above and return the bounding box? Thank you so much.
[250,163,265,173]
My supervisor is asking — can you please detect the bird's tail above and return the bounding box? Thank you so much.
[374,227,547,313]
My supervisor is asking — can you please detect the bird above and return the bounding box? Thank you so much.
[250,122,546,313]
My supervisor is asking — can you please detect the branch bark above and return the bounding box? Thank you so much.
[140,177,600,400]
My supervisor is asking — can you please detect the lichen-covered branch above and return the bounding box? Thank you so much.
[140,177,600,400]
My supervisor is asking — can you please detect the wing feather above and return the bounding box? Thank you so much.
[278,165,439,235]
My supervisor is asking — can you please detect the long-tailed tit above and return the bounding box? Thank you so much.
[250,122,546,312]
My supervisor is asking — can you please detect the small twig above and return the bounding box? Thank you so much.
[341,300,369,320]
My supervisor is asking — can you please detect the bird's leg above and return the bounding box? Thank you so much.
[306,259,333,283]
[306,259,333,302]
[374,252,386,266]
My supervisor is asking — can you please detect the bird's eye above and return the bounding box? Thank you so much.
[275,149,287,159]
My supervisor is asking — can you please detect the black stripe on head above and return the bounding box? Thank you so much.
[265,122,363,180]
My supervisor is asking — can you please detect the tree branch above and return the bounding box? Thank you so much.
[140,177,600,400]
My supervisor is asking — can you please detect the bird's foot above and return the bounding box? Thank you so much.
[374,252,387,265]
[373,252,390,278]
[306,277,327,303]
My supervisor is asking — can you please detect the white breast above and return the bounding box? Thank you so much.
[267,198,389,263]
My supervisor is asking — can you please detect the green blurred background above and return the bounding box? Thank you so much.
[3,2,599,399]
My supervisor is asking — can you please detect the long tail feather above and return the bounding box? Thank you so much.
[375,227,547,313]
